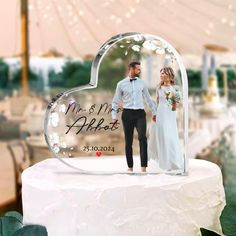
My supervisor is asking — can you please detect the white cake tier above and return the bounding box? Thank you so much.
[22,157,225,236]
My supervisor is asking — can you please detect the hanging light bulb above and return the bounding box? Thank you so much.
[43,13,48,19]
[221,17,227,24]
[130,8,136,13]
[58,6,62,12]
[110,14,116,20]
[125,12,131,18]
[204,29,211,35]
[67,4,72,10]
[28,4,34,11]
[79,10,84,16]
[229,21,235,27]
[208,22,214,28]
[116,18,122,24]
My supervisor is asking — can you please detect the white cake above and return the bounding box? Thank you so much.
[22,157,225,236]
[200,75,226,116]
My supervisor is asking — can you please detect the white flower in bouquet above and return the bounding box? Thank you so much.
[165,85,181,111]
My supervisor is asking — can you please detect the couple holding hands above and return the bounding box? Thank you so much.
[111,61,184,172]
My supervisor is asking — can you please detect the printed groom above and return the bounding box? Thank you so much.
[112,61,156,172]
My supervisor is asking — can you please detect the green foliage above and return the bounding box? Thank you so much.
[12,225,47,236]
[220,204,236,236]
[0,215,23,236]
[201,204,236,236]
[61,60,91,88]
[49,60,91,88]
[12,68,40,85]
[98,57,126,90]
[216,70,224,88]
[4,211,23,223]
[186,68,236,89]
[186,69,202,88]
[48,69,63,87]
[11,68,44,91]
[98,40,143,90]
[227,69,236,87]
[200,126,236,236]
[200,228,221,236]
[0,211,47,236]
[216,69,236,88]
[0,59,9,88]
[12,68,39,84]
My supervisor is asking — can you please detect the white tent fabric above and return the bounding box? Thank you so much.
[0,0,236,58]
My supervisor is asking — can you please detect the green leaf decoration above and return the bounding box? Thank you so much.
[4,211,23,224]
[200,228,222,236]
[0,216,23,236]
[12,224,48,236]
[220,204,236,236]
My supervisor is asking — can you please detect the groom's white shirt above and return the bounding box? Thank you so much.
[112,76,156,120]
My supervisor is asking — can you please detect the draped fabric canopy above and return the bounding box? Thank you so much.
[0,0,236,58]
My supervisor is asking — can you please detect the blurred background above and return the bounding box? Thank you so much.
[0,0,236,216]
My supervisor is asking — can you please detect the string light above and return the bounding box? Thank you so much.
[208,22,214,28]
[125,12,131,18]
[67,4,72,10]
[229,21,235,27]
[204,29,211,35]
[130,7,136,13]
[221,17,227,23]
[79,10,84,16]
[228,4,233,10]
[43,14,48,19]
[28,4,34,11]
[57,6,62,12]
[110,14,116,20]
[4,0,236,57]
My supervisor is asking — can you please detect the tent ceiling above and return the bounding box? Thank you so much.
[0,0,236,58]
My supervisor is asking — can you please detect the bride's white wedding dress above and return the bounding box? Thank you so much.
[148,85,184,170]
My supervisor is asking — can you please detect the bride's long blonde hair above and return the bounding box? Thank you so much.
[159,67,175,88]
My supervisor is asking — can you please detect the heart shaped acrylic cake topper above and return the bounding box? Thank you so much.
[44,32,189,175]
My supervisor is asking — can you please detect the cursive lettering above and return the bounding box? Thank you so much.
[66,116,119,135]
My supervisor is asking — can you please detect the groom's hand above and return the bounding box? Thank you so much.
[152,115,156,122]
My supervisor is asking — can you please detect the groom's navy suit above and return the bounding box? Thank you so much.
[112,76,156,168]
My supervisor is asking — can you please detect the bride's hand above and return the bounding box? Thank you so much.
[152,115,156,122]
[172,102,177,110]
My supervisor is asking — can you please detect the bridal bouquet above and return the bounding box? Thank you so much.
[165,86,181,111]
